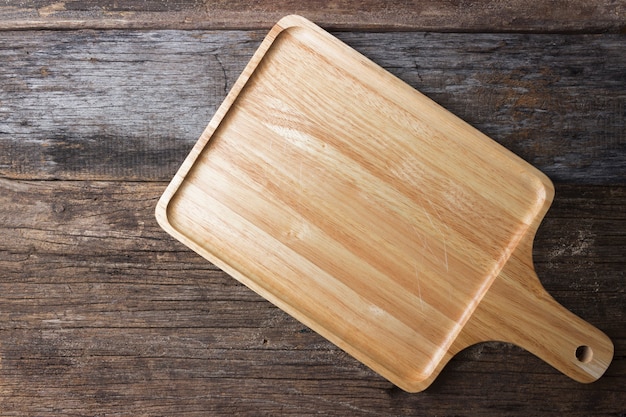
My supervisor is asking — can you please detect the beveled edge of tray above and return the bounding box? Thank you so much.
[155,14,557,392]
[156,16,312,230]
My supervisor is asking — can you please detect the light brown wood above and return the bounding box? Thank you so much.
[155,15,614,392]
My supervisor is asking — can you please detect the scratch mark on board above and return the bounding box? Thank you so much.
[412,224,435,256]
[426,199,451,273]
[443,239,449,272]
[414,264,425,312]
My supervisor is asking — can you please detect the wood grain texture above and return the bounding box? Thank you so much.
[1,30,625,183]
[1,179,624,413]
[154,16,612,391]
[1,0,625,32]
[0,2,624,412]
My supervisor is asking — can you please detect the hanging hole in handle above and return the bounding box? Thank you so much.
[575,345,593,363]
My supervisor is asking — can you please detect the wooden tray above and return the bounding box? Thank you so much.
[155,15,613,392]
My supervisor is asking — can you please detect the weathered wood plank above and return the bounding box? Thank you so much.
[0,353,623,416]
[1,5,624,414]
[1,30,625,183]
[0,179,624,414]
[1,0,625,32]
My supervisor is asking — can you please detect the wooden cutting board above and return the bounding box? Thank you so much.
[155,15,613,392]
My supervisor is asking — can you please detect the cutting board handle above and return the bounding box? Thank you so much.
[464,237,614,383]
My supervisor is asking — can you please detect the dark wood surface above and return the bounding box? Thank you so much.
[3,0,625,31]
[1,2,625,416]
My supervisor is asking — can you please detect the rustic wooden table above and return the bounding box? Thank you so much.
[1,2,624,416]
